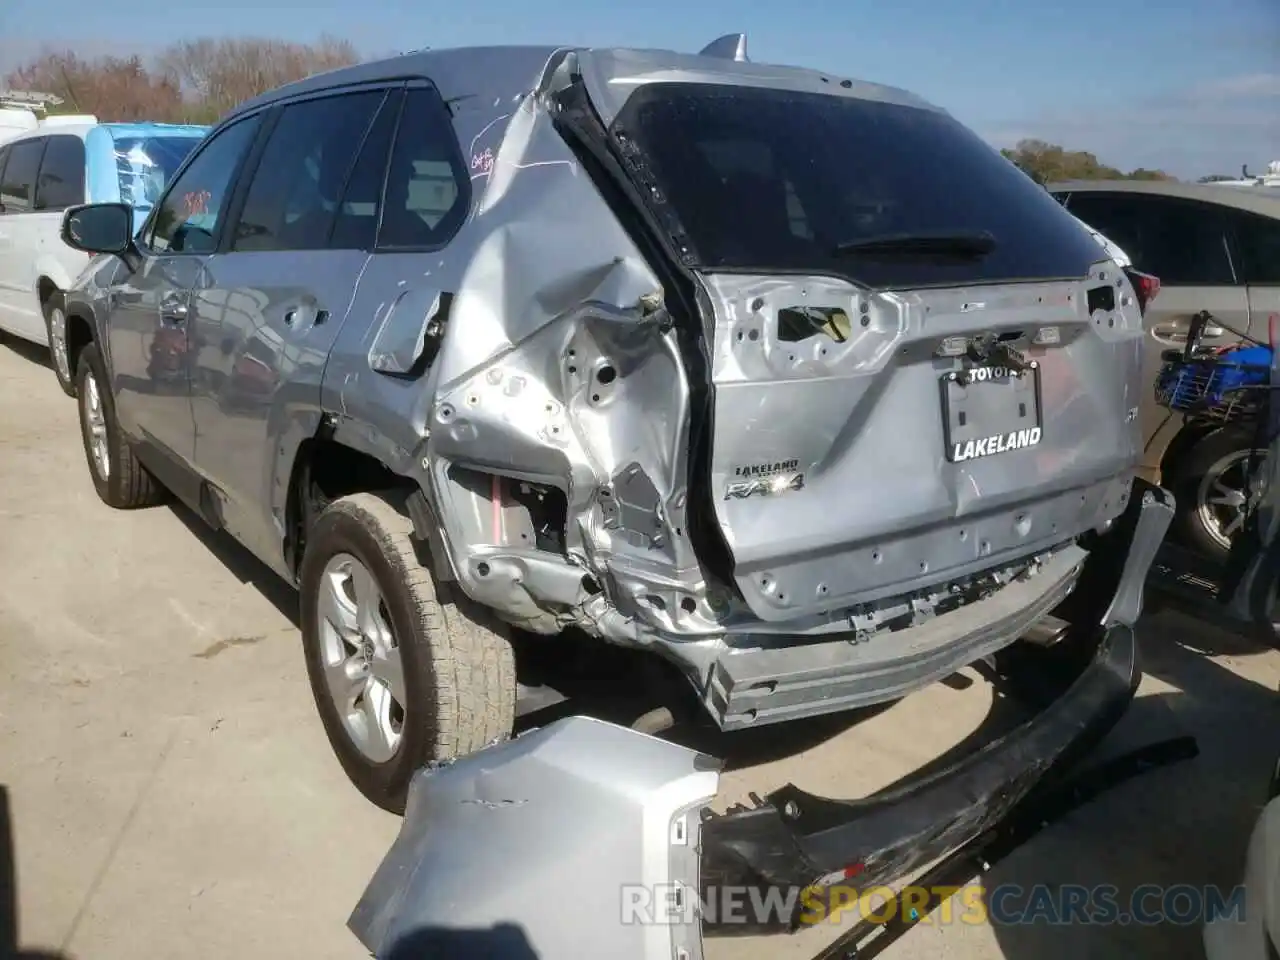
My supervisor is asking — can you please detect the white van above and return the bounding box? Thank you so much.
[0,120,208,394]
[0,108,38,145]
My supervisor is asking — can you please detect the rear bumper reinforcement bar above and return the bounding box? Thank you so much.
[348,480,1177,960]
[701,479,1175,935]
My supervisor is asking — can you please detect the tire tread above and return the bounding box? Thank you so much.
[302,490,516,810]
[76,343,164,509]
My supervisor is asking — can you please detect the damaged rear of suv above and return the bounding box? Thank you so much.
[530,50,1150,732]
[62,38,1166,817]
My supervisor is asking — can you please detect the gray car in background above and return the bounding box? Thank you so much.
[57,39,1165,814]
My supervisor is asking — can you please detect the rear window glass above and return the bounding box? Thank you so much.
[611,84,1104,289]
[111,135,203,211]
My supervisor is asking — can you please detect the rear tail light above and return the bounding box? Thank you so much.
[1124,268,1161,314]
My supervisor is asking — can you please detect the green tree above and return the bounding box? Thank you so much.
[1000,139,1175,185]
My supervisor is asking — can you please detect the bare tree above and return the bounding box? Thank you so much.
[3,35,360,126]
[155,35,359,119]
[5,50,185,122]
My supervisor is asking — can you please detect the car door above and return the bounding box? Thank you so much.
[1063,191,1249,479]
[32,132,90,291]
[1230,207,1280,335]
[0,136,47,340]
[0,142,11,331]
[105,114,263,469]
[188,86,399,566]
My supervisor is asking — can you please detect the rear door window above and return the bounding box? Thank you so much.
[230,89,388,253]
[609,84,1105,289]
[0,138,47,214]
[0,146,10,207]
[35,134,85,211]
[1065,193,1236,286]
[328,90,401,250]
[1230,210,1280,286]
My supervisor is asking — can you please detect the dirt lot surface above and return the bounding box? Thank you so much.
[2,335,1278,960]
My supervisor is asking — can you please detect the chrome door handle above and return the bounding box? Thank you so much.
[1153,321,1227,342]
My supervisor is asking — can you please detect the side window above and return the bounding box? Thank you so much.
[0,139,47,214]
[145,115,262,255]
[329,90,401,250]
[1232,211,1280,286]
[231,90,388,253]
[1066,193,1235,286]
[377,86,469,250]
[0,146,10,210]
[35,135,86,211]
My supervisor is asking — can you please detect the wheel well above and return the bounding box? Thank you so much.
[1158,421,1222,484]
[37,277,58,309]
[64,311,94,376]
[284,436,413,576]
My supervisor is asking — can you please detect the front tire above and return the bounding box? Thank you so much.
[75,343,165,509]
[1167,425,1265,561]
[44,290,76,397]
[299,491,516,813]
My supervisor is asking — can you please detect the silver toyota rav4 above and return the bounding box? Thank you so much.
[58,38,1166,813]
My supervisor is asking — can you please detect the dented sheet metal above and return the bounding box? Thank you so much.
[368,289,445,373]
[349,483,1174,959]
[313,42,1150,730]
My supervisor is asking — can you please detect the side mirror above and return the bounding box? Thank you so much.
[61,203,135,256]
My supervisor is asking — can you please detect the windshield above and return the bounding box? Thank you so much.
[611,83,1104,289]
[111,135,202,212]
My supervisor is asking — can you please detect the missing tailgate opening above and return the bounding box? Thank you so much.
[1086,285,1116,315]
[777,306,851,343]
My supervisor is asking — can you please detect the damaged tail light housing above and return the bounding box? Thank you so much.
[1124,269,1161,315]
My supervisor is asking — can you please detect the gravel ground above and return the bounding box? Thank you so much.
[1,334,1277,960]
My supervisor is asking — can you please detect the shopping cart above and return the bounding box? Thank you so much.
[1154,311,1273,425]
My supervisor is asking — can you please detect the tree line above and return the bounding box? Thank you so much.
[3,36,359,125]
[6,40,1185,182]
[1000,139,1176,184]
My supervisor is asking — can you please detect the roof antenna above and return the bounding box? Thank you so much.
[699,34,749,62]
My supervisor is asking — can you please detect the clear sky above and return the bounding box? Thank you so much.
[1,0,1276,179]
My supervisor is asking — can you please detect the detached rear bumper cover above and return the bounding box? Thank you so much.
[350,482,1172,960]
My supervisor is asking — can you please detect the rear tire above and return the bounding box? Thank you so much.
[1167,425,1264,561]
[75,343,165,509]
[299,490,516,813]
[43,290,76,397]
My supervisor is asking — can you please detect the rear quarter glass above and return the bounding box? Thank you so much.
[612,83,1105,289]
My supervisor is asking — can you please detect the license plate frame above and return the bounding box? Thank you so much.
[941,365,1043,463]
